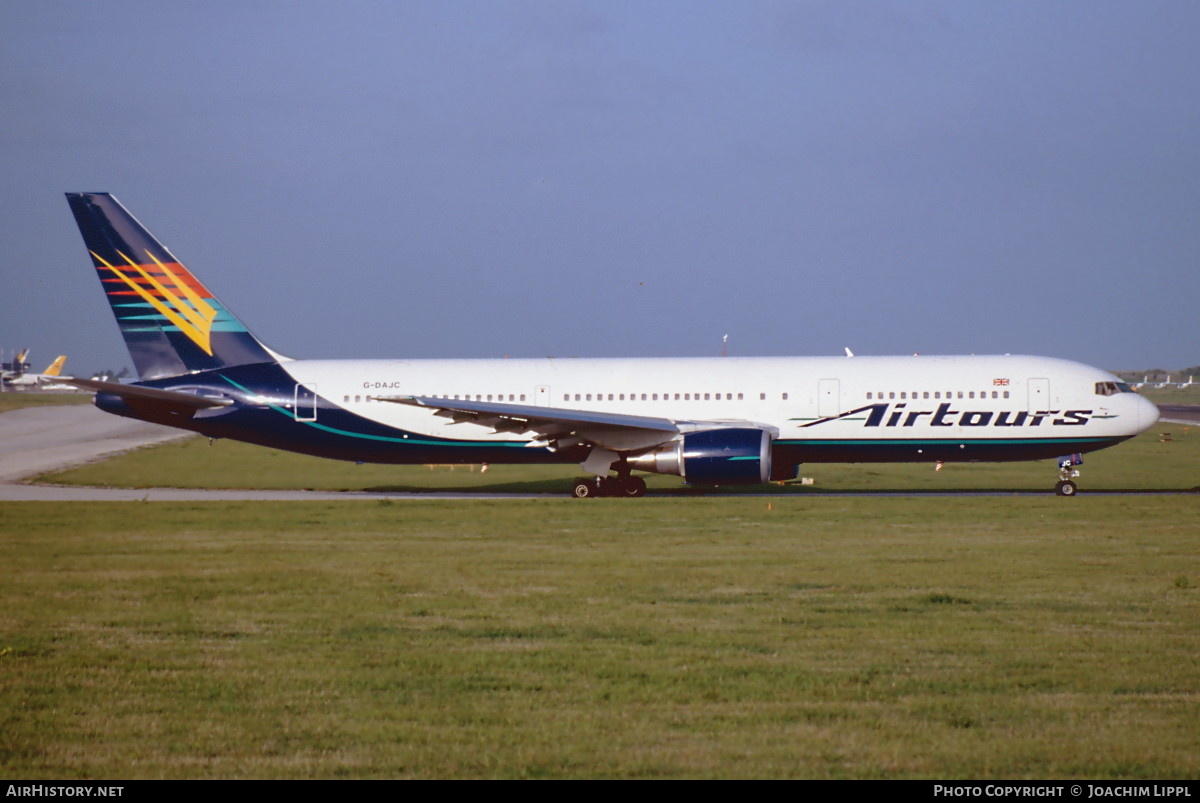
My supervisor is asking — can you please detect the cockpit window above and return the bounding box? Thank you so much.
[1095,381,1134,396]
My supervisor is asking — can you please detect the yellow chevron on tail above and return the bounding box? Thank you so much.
[91,249,217,356]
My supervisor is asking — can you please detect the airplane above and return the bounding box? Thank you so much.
[1,348,31,382]
[4,355,67,390]
[59,192,1159,498]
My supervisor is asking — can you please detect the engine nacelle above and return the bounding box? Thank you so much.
[627,428,773,484]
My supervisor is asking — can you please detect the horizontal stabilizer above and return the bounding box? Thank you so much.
[57,377,234,410]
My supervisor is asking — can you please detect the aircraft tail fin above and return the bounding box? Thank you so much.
[66,193,281,380]
[42,356,66,377]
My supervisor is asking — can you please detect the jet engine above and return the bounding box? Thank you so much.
[626,428,773,484]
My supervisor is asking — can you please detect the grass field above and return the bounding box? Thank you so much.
[1139,386,1200,406]
[2,497,1198,779]
[6,398,1199,778]
[41,421,1200,494]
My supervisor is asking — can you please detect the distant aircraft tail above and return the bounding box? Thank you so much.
[42,355,66,377]
[66,193,281,380]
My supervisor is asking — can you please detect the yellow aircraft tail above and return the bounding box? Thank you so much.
[42,355,67,377]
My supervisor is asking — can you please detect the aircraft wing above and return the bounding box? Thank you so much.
[374,394,685,452]
[374,394,778,457]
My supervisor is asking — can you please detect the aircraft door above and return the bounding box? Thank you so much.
[1027,378,1049,413]
[818,378,841,418]
[535,385,551,407]
[295,384,318,421]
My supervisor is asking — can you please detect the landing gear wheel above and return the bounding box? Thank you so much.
[1054,480,1077,497]
[619,476,647,498]
[572,480,596,499]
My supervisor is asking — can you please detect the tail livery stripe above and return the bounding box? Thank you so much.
[92,250,218,355]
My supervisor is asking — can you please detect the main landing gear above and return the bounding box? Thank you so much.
[571,474,647,498]
[1054,454,1083,496]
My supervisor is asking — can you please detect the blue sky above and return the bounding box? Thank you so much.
[3,1,1197,375]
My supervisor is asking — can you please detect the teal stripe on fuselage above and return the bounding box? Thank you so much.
[218,374,530,449]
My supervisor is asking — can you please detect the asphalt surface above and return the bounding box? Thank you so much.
[0,404,562,500]
[0,404,366,501]
[0,404,188,483]
[1,403,1195,501]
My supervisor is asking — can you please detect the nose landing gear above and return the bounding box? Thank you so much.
[1055,454,1083,496]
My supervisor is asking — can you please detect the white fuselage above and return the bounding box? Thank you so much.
[279,353,1157,450]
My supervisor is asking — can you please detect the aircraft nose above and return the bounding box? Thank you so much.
[1136,394,1160,434]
